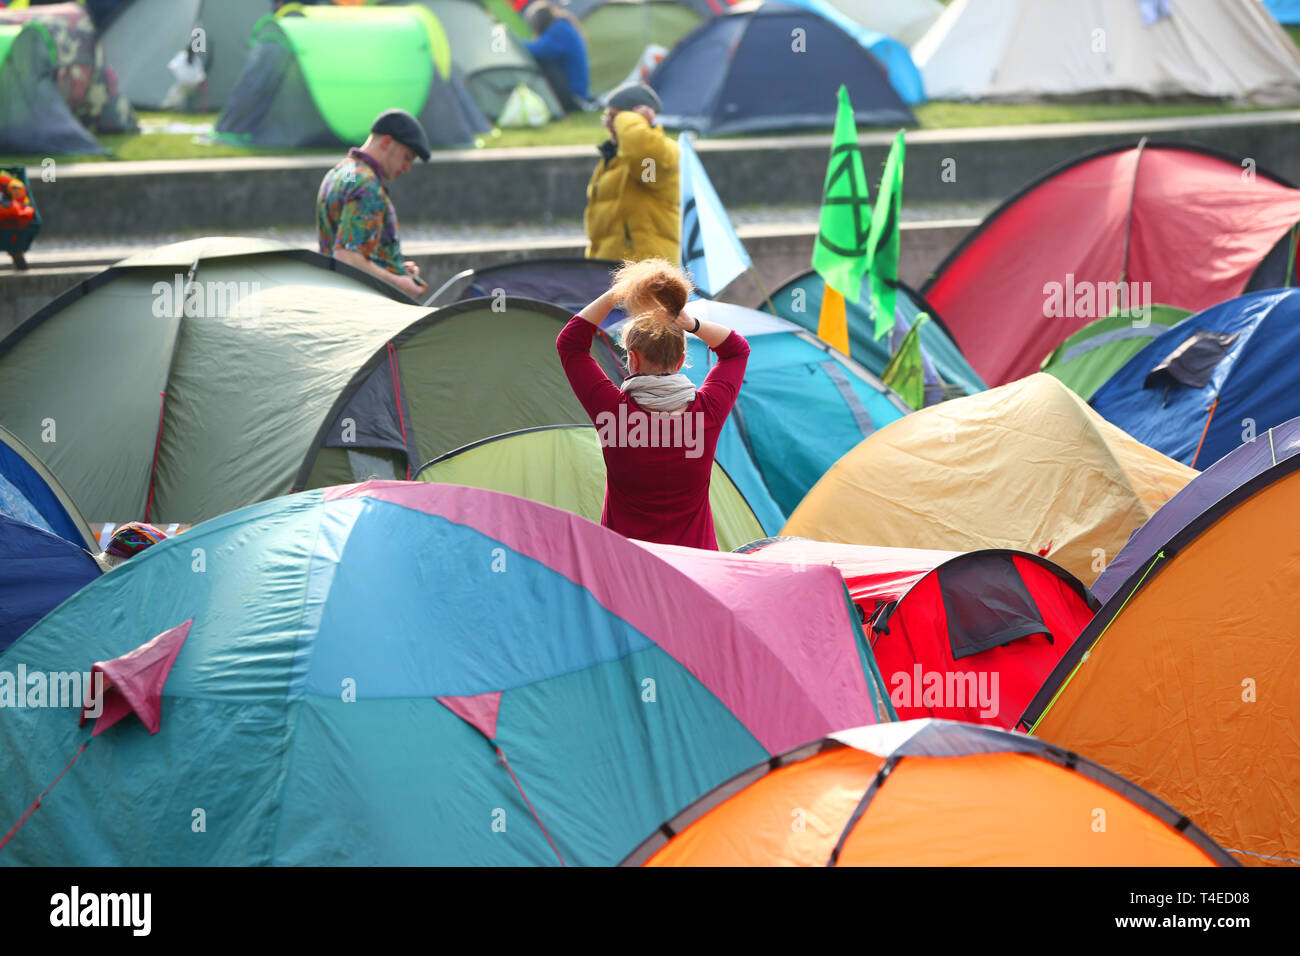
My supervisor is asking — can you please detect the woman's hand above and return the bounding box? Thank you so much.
[672,309,697,331]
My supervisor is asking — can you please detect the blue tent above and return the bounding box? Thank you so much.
[1265,0,1300,24]
[676,300,909,529]
[764,270,985,405]
[0,514,100,651]
[0,482,890,865]
[651,2,915,136]
[1091,289,1300,468]
[0,424,96,551]
[777,0,925,103]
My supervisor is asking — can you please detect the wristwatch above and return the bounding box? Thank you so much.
[690,317,701,334]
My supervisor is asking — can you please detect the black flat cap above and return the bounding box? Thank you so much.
[371,108,431,161]
[606,83,662,114]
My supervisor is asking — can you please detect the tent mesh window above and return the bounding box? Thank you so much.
[937,555,1051,661]
[1143,330,1239,391]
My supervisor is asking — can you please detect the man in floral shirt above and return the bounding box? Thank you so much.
[317,109,431,299]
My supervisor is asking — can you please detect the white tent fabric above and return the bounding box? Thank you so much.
[824,0,944,47]
[914,0,1300,104]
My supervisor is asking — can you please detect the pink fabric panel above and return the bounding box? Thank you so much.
[437,691,503,740]
[324,483,881,753]
[80,618,192,736]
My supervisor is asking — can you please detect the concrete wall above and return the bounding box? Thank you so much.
[22,111,1300,239]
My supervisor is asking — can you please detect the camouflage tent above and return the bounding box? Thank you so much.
[0,2,136,135]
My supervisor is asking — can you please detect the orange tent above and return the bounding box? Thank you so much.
[624,720,1233,866]
[1022,451,1300,867]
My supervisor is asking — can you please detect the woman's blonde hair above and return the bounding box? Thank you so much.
[612,258,694,372]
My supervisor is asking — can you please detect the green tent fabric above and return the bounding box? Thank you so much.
[764,269,985,405]
[1040,304,1191,401]
[215,6,488,151]
[396,0,561,122]
[581,0,703,94]
[0,238,414,524]
[415,424,764,550]
[0,22,106,156]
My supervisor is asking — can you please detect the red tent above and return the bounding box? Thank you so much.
[924,143,1300,386]
[738,539,1098,728]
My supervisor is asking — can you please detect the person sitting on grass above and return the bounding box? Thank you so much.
[556,258,749,550]
[316,109,430,300]
[524,1,590,113]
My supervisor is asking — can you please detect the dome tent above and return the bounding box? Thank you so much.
[0,21,105,156]
[579,0,705,94]
[923,143,1300,386]
[1090,289,1300,469]
[782,374,1196,586]
[215,5,489,152]
[0,423,96,553]
[0,482,891,865]
[764,268,984,405]
[1039,304,1190,402]
[622,719,1235,866]
[428,256,623,318]
[650,2,915,136]
[0,513,100,653]
[1021,432,1300,866]
[736,539,1097,728]
[415,425,765,551]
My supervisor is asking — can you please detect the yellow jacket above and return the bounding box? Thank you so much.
[585,111,680,262]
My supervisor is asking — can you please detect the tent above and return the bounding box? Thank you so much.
[1091,289,1300,468]
[403,0,562,122]
[1266,0,1300,25]
[0,22,106,156]
[0,246,619,525]
[525,0,733,17]
[0,3,137,135]
[1093,415,1300,604]
[0,481,891,865]
[0,424,97,552]
[428,256,621,316]
[923,143,1300,385]
[659,299,910,532]
[736,539,1097,728]
[623,719,1235,866]
[782,373,1197,586]
[764,269,984,405]
[100,0,267,111]
[1020,436,1300,866]
[580,0,704,94]
[824,0,942,46]
[215,6,489,152]
[415,424,765,550]
[914,0,1300,103]
[1039,304,1190,401]
[650,2,915,135]
[0,514,101,653]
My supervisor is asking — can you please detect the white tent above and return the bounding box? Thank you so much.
[824,0,944,46]
[914,0,1300,104]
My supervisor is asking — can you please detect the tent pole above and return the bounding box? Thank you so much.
[1117,136,1149,287]
[749,264,777,315]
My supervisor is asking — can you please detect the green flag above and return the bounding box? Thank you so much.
[812,86,871,304]
[882,313,928,411]
[867,130,905,340]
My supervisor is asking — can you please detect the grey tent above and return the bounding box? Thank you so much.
[100,0,267,112]
[0,22,105,156]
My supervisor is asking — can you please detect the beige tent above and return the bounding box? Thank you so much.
[825,0,943,46]
[914,0,1300,104]
[781,373,1196,585]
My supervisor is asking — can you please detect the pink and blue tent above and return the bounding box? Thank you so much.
[0,481,891,866]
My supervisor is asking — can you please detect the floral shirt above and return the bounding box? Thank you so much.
[316,148,408,277]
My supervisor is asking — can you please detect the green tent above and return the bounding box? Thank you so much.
[581,0,703,94]
[415,424,764,550]
[0,22,105,156]
[0,246,604,525]
[215,5,489,151]
[1039,304,1191,401]
[398,0,561,122]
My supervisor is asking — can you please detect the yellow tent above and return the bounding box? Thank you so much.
[782,373,1196,585]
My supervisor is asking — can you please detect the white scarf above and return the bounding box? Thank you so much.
[620,373,697,411]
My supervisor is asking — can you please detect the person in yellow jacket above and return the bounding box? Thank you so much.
[585,84,680,263]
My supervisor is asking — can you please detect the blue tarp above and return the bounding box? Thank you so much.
[1091,289,1300,468]
[1264,0,1300,24]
